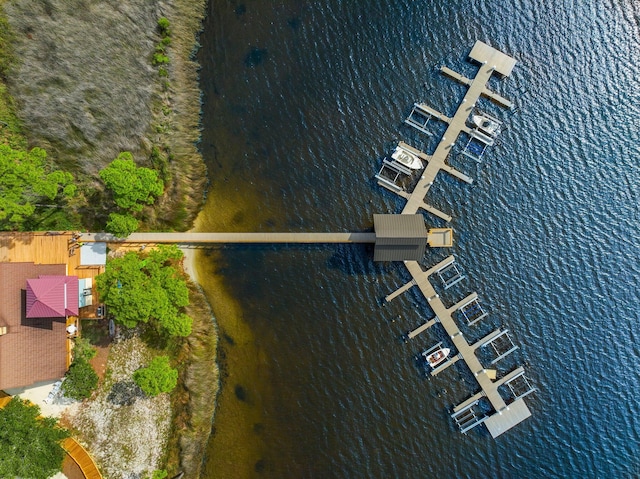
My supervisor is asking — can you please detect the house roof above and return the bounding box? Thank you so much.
[0,263,69,390]
[26,275,79,318]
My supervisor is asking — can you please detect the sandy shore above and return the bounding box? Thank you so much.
[180,245,200,284]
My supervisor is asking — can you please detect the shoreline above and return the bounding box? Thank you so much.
[0,0,221,476]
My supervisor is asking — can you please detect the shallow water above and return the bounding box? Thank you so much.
[196,1,640,477]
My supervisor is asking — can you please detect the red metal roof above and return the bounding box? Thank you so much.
[25,275,79,318]
[0,263,68,390]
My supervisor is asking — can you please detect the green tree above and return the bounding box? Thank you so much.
[133,356,178,396]
[0,145,76,229]
[96,245,192,336]
[61,358,99,400]
[0,397,69,479]
[99,152,163,212]
[106,212,139,237]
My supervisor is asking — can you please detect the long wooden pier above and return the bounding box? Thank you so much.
[80,232,377,244]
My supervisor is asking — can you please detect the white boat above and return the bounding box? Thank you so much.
[423,347,450,368]
[471,114,501,136]
[391,146,423,170]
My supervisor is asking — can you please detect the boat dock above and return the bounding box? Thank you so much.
[76,41,533,440]
[391,41,517,218]
[386,256,535,437]
[380,42,535,438]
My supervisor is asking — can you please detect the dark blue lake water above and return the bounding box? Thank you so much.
[197,1,640,477]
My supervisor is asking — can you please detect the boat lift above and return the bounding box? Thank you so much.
[420,342,457,377]
[436,260,465,290]
[461,112,503,162]
[502,370,538,402]
[461,134,489,162]
[476,329,519,365]
[457,296,488,326]
[375,158,413,192]
[451,400,489,434]
[404,103,435,136]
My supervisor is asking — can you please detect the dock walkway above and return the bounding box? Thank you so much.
[390,259,532,437]
[81,232,377,244]
[385,42,533,438]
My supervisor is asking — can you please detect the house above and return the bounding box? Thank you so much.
[0,264,77,390]
[0,233,106,391]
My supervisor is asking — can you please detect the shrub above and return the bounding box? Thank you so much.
[152,53,170,65]
[133,356,178,397]
[62,358,99,400]
[74,337,97,362]
[145,470,168,479]
[157,17,171,37]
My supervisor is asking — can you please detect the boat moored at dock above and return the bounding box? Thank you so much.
[423,347,451,368]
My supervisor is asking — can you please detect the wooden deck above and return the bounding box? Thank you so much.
[61,437,103,479]
[0,232,77,269]
[0,396,102,478]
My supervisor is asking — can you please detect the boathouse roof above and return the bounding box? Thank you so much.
[373,214,427,261]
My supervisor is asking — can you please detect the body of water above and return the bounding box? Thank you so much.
[195,1,639,477]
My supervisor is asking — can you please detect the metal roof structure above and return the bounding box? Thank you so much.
[0,263,68,390]
[373,214,427,261]
[80,242,107,266]
[26,275,79,318]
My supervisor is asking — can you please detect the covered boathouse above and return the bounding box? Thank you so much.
[373,214,427,262]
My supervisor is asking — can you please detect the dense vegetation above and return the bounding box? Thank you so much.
[0,397,69,479]
[62,337,99,400]
[3,0,207,231]
[1,2,217,477]
[0,145,76,230]
[96,244,193,337]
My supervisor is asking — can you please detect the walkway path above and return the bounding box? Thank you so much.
[80,232,376,244]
